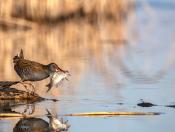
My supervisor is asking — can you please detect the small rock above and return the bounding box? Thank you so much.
[137,100,156,107]
[165,105,175,108]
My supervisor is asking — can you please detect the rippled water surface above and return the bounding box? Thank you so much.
[0,0,175,132]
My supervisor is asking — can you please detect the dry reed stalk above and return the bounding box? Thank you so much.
[0,113,24,118]
[0,0,12,17]
[64,111,161,117]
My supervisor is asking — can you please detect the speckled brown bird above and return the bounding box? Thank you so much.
[13,49,64,93]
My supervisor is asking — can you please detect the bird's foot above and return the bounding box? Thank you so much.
[19,82,36,95]
[28,83,36,96]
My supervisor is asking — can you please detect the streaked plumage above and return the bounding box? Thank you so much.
[13,49,64,93]
[13,117,50,132]
[13,49,59,82]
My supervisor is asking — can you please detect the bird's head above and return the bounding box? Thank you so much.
[48,63,67,73]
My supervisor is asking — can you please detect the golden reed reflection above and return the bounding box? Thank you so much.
[0,0,133,21]
[0,21,126,95]
[0,0,132,96]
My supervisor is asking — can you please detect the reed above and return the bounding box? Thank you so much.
[65,111,161,117]
[0,0,134,22]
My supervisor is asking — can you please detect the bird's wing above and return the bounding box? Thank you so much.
[17,59,46,73]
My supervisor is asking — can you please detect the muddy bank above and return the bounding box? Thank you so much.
[0,87,44,100]
[0,86,46,117]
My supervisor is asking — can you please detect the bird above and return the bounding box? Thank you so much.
[46,109,70,132]
[46,69,70,92]
[13,49,65,93]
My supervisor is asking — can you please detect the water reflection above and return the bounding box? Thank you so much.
[0,19,126,96]
[13,109,70,132]
[14,117,50,132]
[0,18,126,131]
[0,99,35,114]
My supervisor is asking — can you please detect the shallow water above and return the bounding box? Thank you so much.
[0,0,175,132]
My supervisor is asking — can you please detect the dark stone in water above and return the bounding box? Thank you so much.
[117,103,124,105]
[165,105,175,108]
[137,101,156,107]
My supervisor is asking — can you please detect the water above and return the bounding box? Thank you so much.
[0,0,175,132]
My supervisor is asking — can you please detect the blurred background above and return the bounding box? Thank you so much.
[0,0,132,94]
[0,0,133,96]
[0,0,175,132]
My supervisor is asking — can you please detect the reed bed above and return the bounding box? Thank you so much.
[0,0,134,22]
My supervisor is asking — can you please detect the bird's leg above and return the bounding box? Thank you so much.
[19,81,36,95]
[20,84,32,98]
[29,103,35,115]
[27,82,36,95]
[20,82,30,93]
[22,104,29,114]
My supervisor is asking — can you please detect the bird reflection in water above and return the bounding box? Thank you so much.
[13,117,50,132]
[46,109,70,132]
[13,109,70,132]
[0,97,36,115]
[21,103,35,115]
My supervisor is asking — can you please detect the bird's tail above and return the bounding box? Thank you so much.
[13,49,24,63]
[19,49,24,59]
